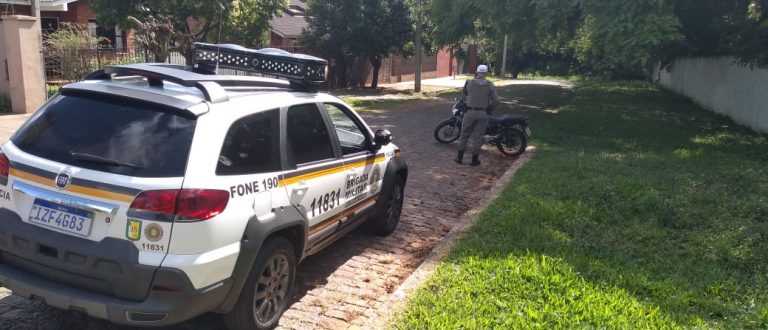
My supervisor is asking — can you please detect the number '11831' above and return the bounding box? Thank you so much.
[310,189,341,217]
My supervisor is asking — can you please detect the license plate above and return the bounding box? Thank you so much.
[524,126,532,137]
[28,199,94,237]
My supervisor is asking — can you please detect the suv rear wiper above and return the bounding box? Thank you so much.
[70,152,143,168]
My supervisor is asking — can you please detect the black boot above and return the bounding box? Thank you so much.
[470,154,481,166]
[455,150,464,164]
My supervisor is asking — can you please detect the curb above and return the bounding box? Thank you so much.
[361,147,537,329]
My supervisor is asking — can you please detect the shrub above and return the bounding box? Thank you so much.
[44,23,105,83]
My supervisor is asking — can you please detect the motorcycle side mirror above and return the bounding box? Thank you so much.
[373,129,392,150]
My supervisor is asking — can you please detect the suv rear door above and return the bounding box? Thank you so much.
[0,92,196,301]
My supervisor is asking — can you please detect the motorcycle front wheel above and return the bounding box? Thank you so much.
[433,122,462,143]
[496,127,528,157]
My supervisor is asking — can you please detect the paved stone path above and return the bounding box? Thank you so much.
[0,80,571,329]
[0,113,32,143]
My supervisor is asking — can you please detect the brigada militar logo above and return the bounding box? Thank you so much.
[126,219,142,241]
[369,164,381,193]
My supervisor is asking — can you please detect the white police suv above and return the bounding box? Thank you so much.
[0,43,407,329]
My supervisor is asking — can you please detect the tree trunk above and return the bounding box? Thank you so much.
[369,56,382,89]
[509,47,522,79]
[335,56,348,88]
[154,45,169,63]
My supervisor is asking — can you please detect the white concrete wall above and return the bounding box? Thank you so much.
[658,57,768,133]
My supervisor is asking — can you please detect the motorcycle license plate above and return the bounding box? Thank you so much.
[28,199,94,236]
[524,126,532,137]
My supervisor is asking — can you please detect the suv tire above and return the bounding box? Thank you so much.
[369,176,405,236]
[224,237,296,330]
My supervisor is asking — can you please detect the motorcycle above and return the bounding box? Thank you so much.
[433,101,531,157]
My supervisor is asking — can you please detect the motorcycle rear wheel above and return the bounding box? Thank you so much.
[434,122,461,143]
[496,127,527,157]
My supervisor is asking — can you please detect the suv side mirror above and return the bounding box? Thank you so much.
[373,129,392,150]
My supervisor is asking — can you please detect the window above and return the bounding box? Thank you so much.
[323,103,369,156]
[217,109,281,175]
[287,104,335,164]
[13,94,196,178]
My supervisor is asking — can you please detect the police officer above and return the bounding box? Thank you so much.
[455,64,498,166]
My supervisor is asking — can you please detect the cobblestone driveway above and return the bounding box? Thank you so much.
[0,82,571,329]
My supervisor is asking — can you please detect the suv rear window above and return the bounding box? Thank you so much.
[12,93,196,178]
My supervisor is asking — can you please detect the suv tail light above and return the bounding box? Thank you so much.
[128,189,229,222]
[0,151,9,186]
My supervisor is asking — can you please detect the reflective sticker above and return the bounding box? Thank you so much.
[144,223,164,242]
[126,218,142,241]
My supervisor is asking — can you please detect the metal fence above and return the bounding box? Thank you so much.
[43,44,432,93]
[44,47,150,96]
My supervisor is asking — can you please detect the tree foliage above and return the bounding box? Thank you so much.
[301,0,414,88]
[90,0,285,64]
[575,0,682,77]
[43,23,106,82]
[721,0,768,67]
[427,0,768,78]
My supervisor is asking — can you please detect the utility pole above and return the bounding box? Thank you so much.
[500,34,508,78]
[414,0,422,93]
[31,0,46,100]
[30,0,41,18]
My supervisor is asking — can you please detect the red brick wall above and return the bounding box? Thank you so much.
[9,0,97,24]
[436,47,457,77]
[56,0,95,24]
[360,47,457,85]
[467,44,478,74]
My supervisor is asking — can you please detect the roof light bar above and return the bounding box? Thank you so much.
[194,43,327,86]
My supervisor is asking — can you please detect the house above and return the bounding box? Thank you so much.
[0,0,132,50]
[268,0,308,53]
[268,0,459,86]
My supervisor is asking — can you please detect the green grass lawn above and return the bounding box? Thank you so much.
[393,81,768,329]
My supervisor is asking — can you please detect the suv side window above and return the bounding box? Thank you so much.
[323,103,370,156]
[287,104,335,165]
[217,109,281,175]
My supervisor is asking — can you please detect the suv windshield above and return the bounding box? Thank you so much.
[12,93,196,178]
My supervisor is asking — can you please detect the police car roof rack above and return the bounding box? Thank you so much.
[193,42,328,89]
[82,43,327,103]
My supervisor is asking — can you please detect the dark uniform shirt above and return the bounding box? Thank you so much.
[463,78,499,110]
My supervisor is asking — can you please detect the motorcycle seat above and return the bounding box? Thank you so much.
[489,114,528,125]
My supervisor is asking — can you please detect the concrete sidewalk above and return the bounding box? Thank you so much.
[0,113,32,142]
